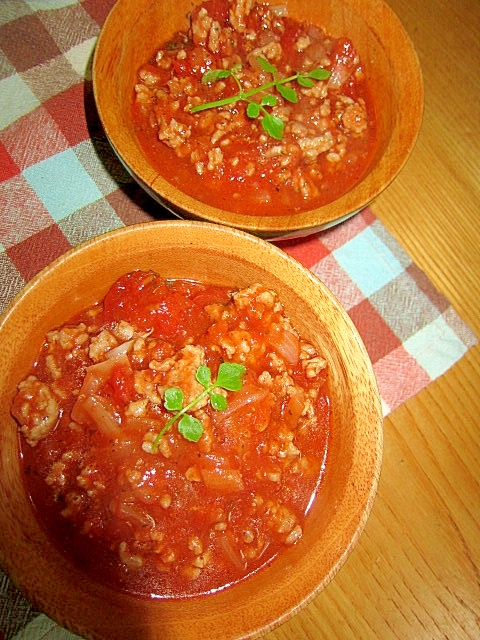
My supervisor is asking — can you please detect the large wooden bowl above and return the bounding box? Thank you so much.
[0,221,382,639]
[92,0,422,239]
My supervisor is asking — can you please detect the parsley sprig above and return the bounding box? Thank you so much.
[151,361,246,449]
[189,56,331,140]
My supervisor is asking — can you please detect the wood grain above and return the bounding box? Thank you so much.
[264,0,480,637]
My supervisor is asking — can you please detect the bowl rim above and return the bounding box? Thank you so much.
[92,0,424,238]
[0,220,383,639]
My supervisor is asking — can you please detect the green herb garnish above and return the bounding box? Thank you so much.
[189,56,331,140]
[152,361,246,449]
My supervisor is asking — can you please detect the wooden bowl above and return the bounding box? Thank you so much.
[92,0,422,239]
[0,221,383,639]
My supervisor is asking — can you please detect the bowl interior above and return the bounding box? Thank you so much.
[93,0,423,238]
[0,222,382,639]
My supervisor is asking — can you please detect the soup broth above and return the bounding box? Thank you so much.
[13,272,330,597]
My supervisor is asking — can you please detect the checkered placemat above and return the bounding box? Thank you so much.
[279,209,477,414]
[0,1,477,638]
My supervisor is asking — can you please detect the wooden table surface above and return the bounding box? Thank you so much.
[265,0,480,637]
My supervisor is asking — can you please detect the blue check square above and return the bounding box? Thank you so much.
[333,226,404,298]
[23,148,102,221]
[25,0,78,9]
[403,315,469,379]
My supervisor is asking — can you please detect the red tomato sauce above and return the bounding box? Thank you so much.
[13,272,330,598]
[133,0,377,216]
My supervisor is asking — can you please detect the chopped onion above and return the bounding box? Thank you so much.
[213,385,270,423]
[327,41,356,90]
[217,532,247,572]
[327,61,352,90]
[79,354,132,396]
[106,340,134,359]
[117,501,155,528]
[268,325,300,365]
[200,467,245,494]
[71,354,132,435]
[72,394,121,438]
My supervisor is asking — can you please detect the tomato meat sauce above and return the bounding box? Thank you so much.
[12,272,330,598]
[133,0,377,216]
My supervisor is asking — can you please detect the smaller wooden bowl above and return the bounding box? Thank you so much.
[0,221,383,639]
[93,0,423,238]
